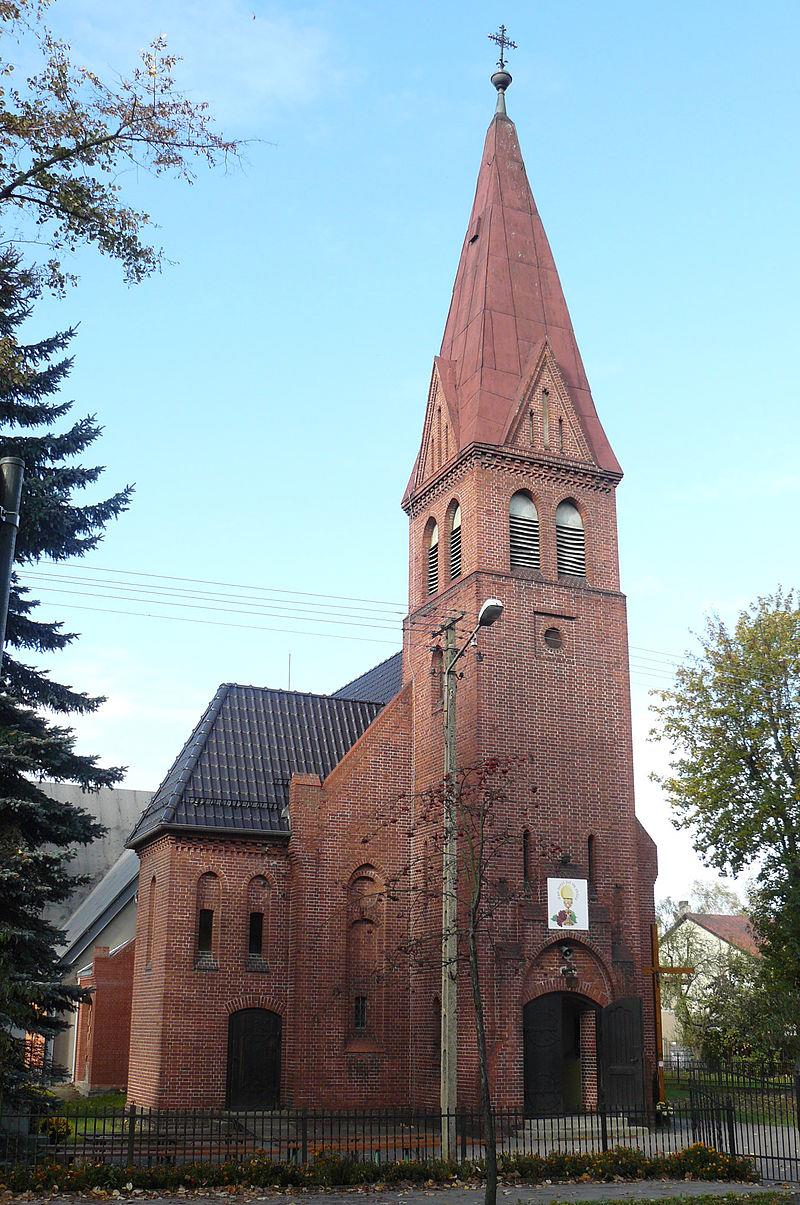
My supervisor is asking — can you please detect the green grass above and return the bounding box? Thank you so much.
[57,1091,126,1115]
[664,1075,796,1127]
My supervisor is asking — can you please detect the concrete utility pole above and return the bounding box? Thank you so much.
[439,598,503,1160]
[0,456,24,669]
[440,613,459,1160]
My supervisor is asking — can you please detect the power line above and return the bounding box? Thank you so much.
[38,560,406,611]
[28,562,683,667]
[41,601,403,646]
[27,585,405,632]
[25,570,407,621]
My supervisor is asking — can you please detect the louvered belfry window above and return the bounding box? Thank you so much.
[448,505,462,580]
[509,491,540,571]
[556,499,586,576]
[426,522,439,595]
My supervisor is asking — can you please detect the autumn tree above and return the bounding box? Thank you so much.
[651,589,800,1000]
[0,0,238,289]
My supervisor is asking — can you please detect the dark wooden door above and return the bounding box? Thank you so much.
[226,1009,281,1108]
[598,997,644,1113]
[523,994,563,1115]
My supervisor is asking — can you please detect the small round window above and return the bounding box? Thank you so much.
[543,627,563,651]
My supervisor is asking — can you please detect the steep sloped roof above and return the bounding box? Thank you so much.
[59,847,139,967]
[333,651,403,704]
[127,685,385,848]
[404,94,621,507]
[438,109,619,471]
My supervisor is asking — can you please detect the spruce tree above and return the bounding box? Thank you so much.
[0,250,132,1103]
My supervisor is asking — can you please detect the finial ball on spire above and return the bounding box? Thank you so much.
[491,69,512,94]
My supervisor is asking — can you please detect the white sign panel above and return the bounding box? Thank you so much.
[547,877,589,931]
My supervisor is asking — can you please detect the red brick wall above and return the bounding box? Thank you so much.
[127,836,291,1108]
[74,941,135,1092]
[402,440,657,1108]
[286,686,415,1107]
[125,434,656,1112]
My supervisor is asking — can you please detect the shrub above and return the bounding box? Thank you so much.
[0,1142,756,1194]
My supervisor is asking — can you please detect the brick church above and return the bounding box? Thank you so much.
[95,66,658,1113]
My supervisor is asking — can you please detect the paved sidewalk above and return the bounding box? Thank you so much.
[30,1183,794,1205]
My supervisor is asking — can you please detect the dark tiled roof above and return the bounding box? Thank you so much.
[127,685,384,848]
[333,651,403,704]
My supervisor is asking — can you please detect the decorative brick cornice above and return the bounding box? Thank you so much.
[404,443,621,516]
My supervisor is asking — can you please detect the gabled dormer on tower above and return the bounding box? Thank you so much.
[404,74,620,510]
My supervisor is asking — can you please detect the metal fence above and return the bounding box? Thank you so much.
[668,1061,800,1182]
[1,1092,798,1181]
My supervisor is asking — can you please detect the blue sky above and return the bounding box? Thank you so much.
[18,0,800,900]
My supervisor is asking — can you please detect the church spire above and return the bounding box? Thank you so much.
[405,57,621,506]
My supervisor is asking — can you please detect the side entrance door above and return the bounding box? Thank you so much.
[523,994,562,1115]
[226,1008,281,1108]
[598,996,644,1113]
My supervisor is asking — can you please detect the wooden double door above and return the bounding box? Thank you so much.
[226,1009,282,1108]
[523,993,644,1115]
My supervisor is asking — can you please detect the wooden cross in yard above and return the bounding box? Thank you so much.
[647,922,695,1103]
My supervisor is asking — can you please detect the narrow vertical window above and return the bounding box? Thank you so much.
[198,908,213,952]
[195,871,220,967]
[426,521,439,595]
[448,503,462,580]
[354,995,368,1032]
[542,390,550,447]
[528,409,534,446]
[556,499,586,576]
[248,911,264,956]
[523,829,531,891]
[558,415,564,451]
[509,492,540,571]
[436,407,442,467]
[247,875,270,967]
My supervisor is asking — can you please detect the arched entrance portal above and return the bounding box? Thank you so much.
[523,993,598,1115]
[523,993,645,1116]
[226,1009,281,1108]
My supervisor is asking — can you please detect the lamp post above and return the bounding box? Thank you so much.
[439,597,503,1159]
[0,456,24,669]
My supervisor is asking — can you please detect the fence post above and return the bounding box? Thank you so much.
[724,1096,736,1157]
[794,1062,800,1133]
[300,1111,308,1164]
[125,1103,137,1167]
[459,1111,467,1163]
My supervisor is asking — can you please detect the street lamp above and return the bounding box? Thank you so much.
[438,597,503,1158]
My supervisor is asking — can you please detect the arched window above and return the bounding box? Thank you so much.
[196,872,220,966]
[145,875,156,968]
[509,491,540,571]
[347,867,384,1039]
[247,875,271,967]
[556,499,586,577]
[447,503,462,580]
[425,520,439,595]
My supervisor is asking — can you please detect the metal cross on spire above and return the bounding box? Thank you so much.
[488,24,517,71]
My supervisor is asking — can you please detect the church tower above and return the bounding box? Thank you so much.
[402,66,657,1113]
